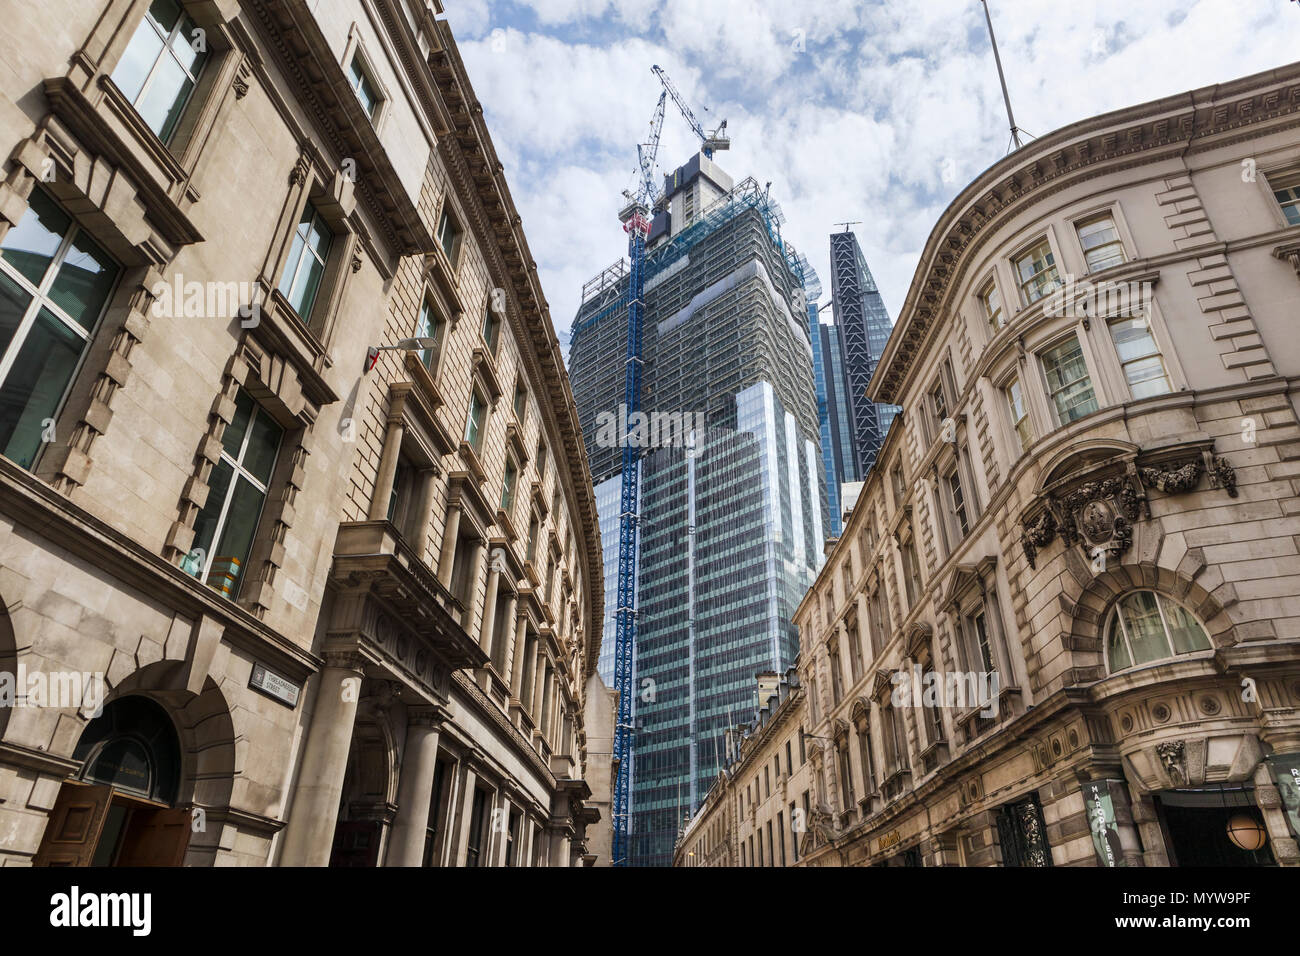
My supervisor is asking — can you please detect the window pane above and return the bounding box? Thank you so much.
[207,474,266,598]
[1118,591,1169,665]
[1,190,71,286]
[1109,319,1158,363]
[1125,357,1172,398]
[168,17,208,77]
[47,230,119,330]
[1042,337,1098,423]
[110,14,166,103]
[190,457,233,573]
[221,390,254,458]
[305,213,332,260]
[147,0,182,35]
[241,407,282,486]
[1106,614,1132,671]
[0,271,32,357]
[1162,598,1211,655]
[0,307,84,468]
[288,247,326,318]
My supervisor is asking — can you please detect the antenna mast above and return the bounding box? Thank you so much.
[980,0,1029,152]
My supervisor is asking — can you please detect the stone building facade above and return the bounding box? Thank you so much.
[679,61,1300,868]
[0,0,605,867]
[673,669,818,868]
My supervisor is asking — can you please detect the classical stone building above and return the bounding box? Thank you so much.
[673,669,818,868]
[680,60,1300,868]
[0,0,605,867]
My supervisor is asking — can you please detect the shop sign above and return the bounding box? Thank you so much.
[1084,779,1126,867]
[1266,752,1300,839]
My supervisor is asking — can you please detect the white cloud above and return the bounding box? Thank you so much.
[457,0,1298,353]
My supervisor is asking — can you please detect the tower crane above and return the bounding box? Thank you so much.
[610,66,727,867]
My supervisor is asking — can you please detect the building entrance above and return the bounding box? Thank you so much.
[33,696,190,866]
[1154,786,1276,867]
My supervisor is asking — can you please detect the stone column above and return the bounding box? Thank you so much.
[479,563,501,652]
[411,469,439,561]
[368,419,406,521]
[436,502,462,588]
[385,708,444,866]
[549,827,571,867]
[452,764,479,867]
[279,652,365,866]
[496,591,518,673]
[509,615,529,696]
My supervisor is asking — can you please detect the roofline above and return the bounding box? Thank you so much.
[869,59,1300,406]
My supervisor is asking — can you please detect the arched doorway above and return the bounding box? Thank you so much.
[34,696,191,866]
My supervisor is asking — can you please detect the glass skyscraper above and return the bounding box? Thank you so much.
[570,154,824,865]
[829,229,900,478]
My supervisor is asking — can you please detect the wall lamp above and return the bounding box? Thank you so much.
[364,337,439,373]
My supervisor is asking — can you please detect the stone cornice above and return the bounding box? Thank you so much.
[428,21,603,680]
[870,60,1300,406]
[0,458,320,680]
[240,0,435,261]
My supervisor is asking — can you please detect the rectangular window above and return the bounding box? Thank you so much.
[347,52,381,121]
[436,207,460,264]
[1014,238,1062,305]
[980,280,1004,332]
[482,305,501,355]
[513,380,527,421]
[464,788,488,867]
[186,389,283,599]
[948,468,969,537]
[504,809,520,866]
[0,189,120,469]
[838,745,855,809]
[777,812,786,866]
[110,0,209,142]
[1274,178,1300,226]
[901,539,921,609]
[967,610,998,676]
[1005,377,1031,451]
[1076,215,1125,272]
[890,463,906,508]
[858,723,875,794]
[417,294,445,375]
[526,513,540,563]
[277,203,332,321]
[791,802,800,862]
[464,387,487,452]
[1041,335,1098,424]
[929,380,948,440]
[828,643,843,704]
[501,455,518,514]
[1108,318,1171,399]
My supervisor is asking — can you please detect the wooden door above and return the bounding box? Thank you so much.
[329,820,381,867]
[113,805,192,867]
[32,782,113,867]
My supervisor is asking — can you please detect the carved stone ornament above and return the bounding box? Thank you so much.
[1157,739,1187,785]
[1020,449,1238,569]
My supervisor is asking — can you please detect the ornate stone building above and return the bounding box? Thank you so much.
[680,60,1300,868]
[0,0,605,866]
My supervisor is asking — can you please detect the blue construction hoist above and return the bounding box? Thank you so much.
[610,67,727,867]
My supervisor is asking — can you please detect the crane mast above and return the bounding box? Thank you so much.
[610,68,725,867]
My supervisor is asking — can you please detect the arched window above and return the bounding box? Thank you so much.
[1105,591,1211,673]
[72,696,181,804]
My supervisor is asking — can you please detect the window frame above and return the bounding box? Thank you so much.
[1012,235,1063,306]
[276,200,334,324]
[1074,213,1127,274]
[1039,332,1100,426]
[108,0,212,145]
[435,204,462,268]
[0,188,122,471]
[1104,590,1212,674]
[978,277,1004,334]
[1107,315,1172,400]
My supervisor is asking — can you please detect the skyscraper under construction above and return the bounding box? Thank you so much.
[569,153,824,866]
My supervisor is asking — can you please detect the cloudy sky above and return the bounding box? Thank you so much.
[443,0,1297,357]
